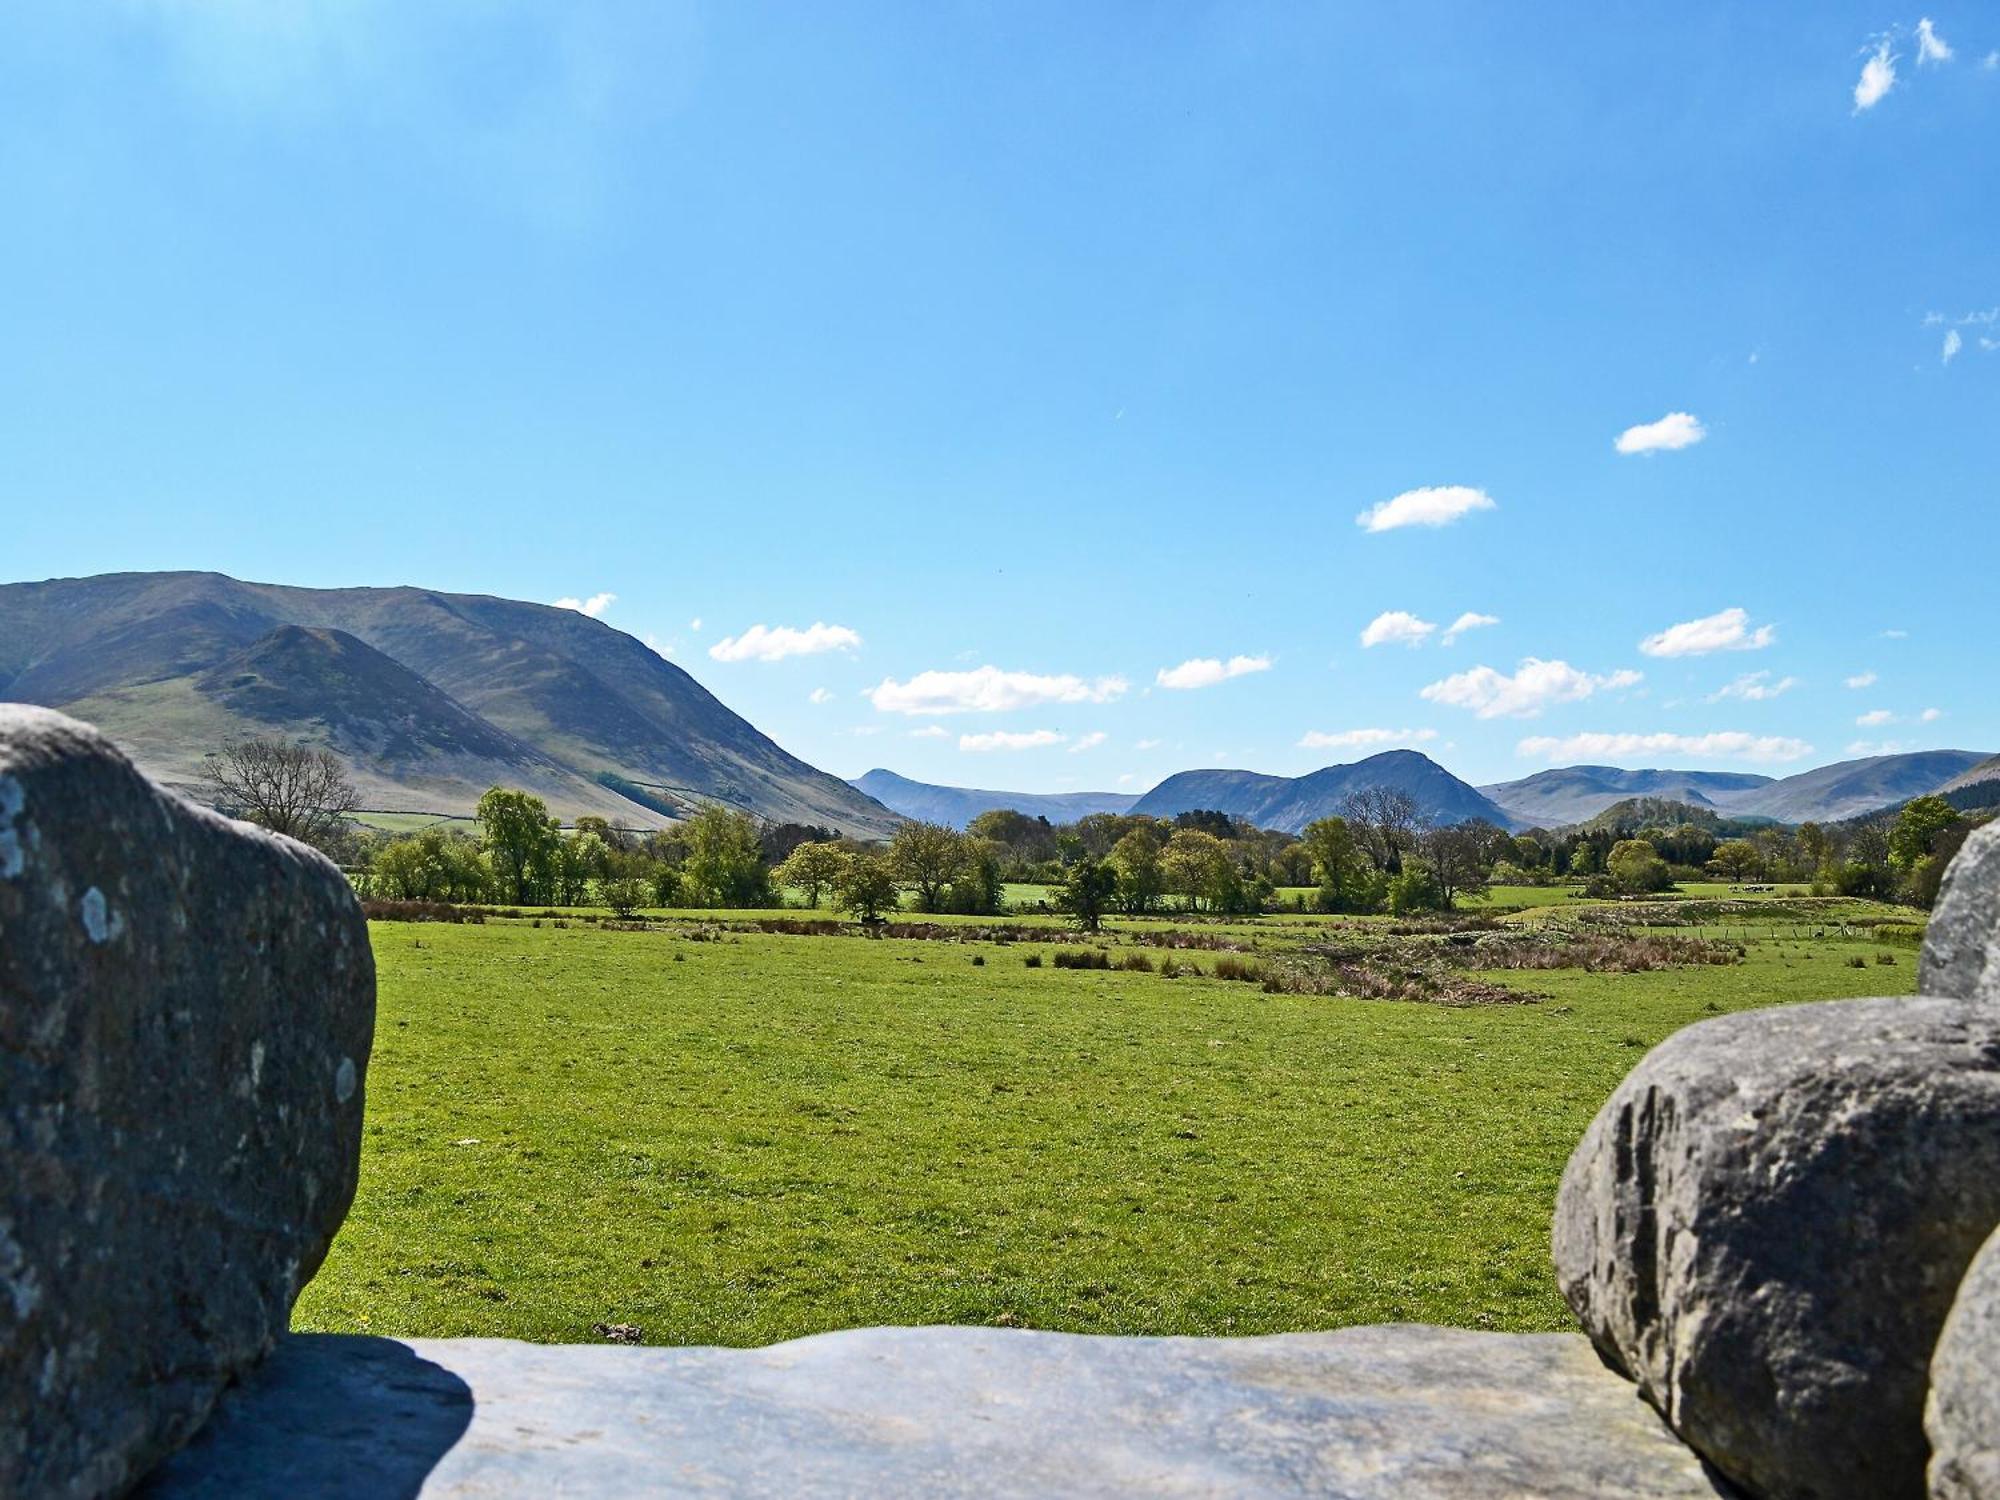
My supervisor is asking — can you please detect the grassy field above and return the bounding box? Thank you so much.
[294,895,1920,1349]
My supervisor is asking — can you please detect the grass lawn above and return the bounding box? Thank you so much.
[295,902,1919,1348]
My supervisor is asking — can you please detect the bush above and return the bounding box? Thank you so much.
[1210,955,1266,984]
[1052,949,1112,970]
[1022,953,1043,968]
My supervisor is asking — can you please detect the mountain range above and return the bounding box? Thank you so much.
[848,770,1139,828]
[2,571,1986,841]
[0,571,900,836]
[1479,751,1990,827]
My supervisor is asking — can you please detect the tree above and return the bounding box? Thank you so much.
[477,787,561,903]
[835,853,901,922]
[1109,827,1166,914]
[1054,856,1119,933]
[680,804,773,907]
[1422,822,1494,908]
[1607,837,1672,895]
[367,827,490,903]
[1300,816,1375,912]
[1889,795,1961,870]
[1708,839,1763,882]
[889,821,967,913]
[1341,787,1426,874]
[200,739,360,853]
[1386,862,1444,915]
[776,840,848,908]
[1162,829,1240,912]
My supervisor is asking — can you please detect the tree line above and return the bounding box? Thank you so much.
[202,737,1982,920]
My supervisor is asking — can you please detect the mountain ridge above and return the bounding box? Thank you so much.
[0,571,901,835]
[850,769,1140,829]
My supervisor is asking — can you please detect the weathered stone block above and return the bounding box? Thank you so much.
[1923,821,2000,1002]
[1552,995,2000,1500]
[1930,1221,2000,1500]
[145,1325,1733,1498]
[0,706,375,1499]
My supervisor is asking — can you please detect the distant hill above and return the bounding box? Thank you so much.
[1131,750,1513,834]
[1719,750,1990,824]
[1481,766,1775,827]
[1487,752,1991,828]
[850,769,1139,830]
[1571,797,1777,837]
[0,571,901,835]
[1939,754,2000,812]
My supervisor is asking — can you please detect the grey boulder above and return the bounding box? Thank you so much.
[1552,995,2000,1500]
[0,706,375,1499]
[1931,1222,2000,1500]
[145,1324,1733,1498]
[1923,820,2000,1003]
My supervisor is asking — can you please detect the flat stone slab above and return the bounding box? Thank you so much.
[143,1324,1732,1498]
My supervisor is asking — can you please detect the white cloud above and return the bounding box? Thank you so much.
[643,632,673,657]
[1359,611,1437,649]
[1155,654,1273,690]
[1441,611,1500,644]
[1135,738,1162,751]
[1944,329,1963,364]
[1922,707,1945,722]
[709,622,861,663]
[1845,671,1878,689]
[1069,731,1109,754]
[1883,628,1910,639]
[1709,671,1799,702]
[689,617,703,632]
[1516,731,1813,765]
[1917,17,1953,64]
[868,666,1128,715]
[1849,739,1914,756]
[1297,727,1439,750]
[1639,607,1776,657]
[1614,411,1706,455]
[1354,485,1496,533]
[553,591,615,618]
[808,687,835,705]
[1985,49,1999,69]
[909,724,949,739]
[1855,37,1898,110]
[959,729,1065,752]
[1421,658,1643,719]
[1856,708,1896,727]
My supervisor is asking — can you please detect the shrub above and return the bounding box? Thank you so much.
[1023,953,1043,968]
[1115,952,1155,973]
[1210,955,1265,984]
[1052,949,1112,970]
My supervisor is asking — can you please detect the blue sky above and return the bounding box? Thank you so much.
[2,2,1993,792]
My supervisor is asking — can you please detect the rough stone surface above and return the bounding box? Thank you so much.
[0,706,375,1500]
[143,1324,1733,1498]
[1553,995,2000,1500]
[1931,1222,2000,1500]
[1923,820,2000,1003]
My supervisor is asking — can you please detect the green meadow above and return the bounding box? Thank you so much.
[295,898,1919,1348]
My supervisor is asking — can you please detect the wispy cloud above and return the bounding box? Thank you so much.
[1517,731,1813,765]
[1922,707,1945,722]
[1709,671,1799,702]
[960,729,1065,752]
[1359,612,1435,648]
[1855,36,1898,110]
[1845,671,1879,689]
[553,591,615,618]
[1441,612,1499,644]
[909,724,948,739]
[1155,654,1273,690]
[1615,411,1706,455]
[869,666,1127,715]
[1298,727,1438,750]
[1135,738,1162,751]
[1856,708,1896,727]
[1355,486,1496,533]
[123,1,703,232]
[1945,329,1964,364]
[1849,739,1914,756]
[1639,607,1775,657]
[1069,731,1109,753]
[808,687,835,705]
[1421,659,1643,719]
[709,622,861,663]
[1916,17,1954,64]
